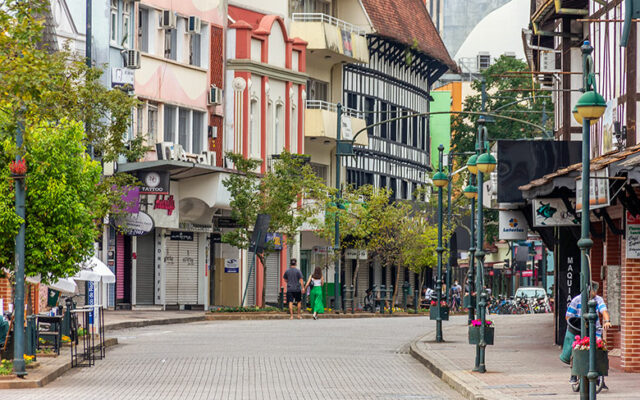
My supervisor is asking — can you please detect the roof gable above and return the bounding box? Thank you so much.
[359,0,456,71]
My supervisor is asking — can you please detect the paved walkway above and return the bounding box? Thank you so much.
[103,310,204,331]
[3,317,463,399]
[411,313,640,400]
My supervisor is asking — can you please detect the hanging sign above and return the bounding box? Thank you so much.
[498,210,528,240]
[114,211,154,236]
[154,195,175,215]
[224,259,239,273]
[138,171,170,195]
[111,67,134,89]
[170,231,194,241]
[576,168,610,212]
[532,198,579,227]
[626,211,640,259]
[265,233,283,250]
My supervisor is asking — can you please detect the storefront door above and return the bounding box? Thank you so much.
[136,232,155,305]
[165,232,200,306]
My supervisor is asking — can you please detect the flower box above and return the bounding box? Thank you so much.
[571,349,608,376]
[463,295,476,309]
[468,325,495,345]
[429,305,449,321]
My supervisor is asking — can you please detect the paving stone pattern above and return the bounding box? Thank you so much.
[2,317,463,400]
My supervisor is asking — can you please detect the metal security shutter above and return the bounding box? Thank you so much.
[356,263,369,307]
[165,240,180,305]
[136,233,155,305]
[265,252,280,305]
[178,237,199,305]
[246,254,256,306]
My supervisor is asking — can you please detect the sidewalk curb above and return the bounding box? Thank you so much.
[105,315,206,331]
[205,312,441,321]
[409,331,517,400]
[0,337,118,389]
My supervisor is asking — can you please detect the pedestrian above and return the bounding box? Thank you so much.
[283,258,304,320]
[451,280,462,312]
[304,266,324,320]
[560,282,611,388]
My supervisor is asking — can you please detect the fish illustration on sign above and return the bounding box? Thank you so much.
[536,202,557,222]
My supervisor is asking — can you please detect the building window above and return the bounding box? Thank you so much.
[110,0,118,45]
[122,0,131,47]
[308,79,328,101]
[291,104,297,152]
[250,99,260,159]
[275,103,284,155]
[401,110,408,145]
[138,8,149,52]
[291,0,331,15]
[192,111,204,153]
[311,163,327,183]
[164,105,176,142]
[136,104,144,137]
[389,106,397,142]
[477,53,491,70]
[165,29,177,60]
[267,100,273,157]
[380,102,387,139]
[189,32,201,67]
[178,108,189,150]
[147,103,158,144]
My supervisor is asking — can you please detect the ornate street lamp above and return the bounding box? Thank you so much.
[463,185,478,199]
[432,145,449,343]
[466,154,478,175]
[476,152,497,174]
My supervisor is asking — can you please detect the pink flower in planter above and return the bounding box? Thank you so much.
[471,319,493,327]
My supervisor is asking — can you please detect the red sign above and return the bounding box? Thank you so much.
[522,270,533,277]
[489,271,494,276]
[154,195,175,215]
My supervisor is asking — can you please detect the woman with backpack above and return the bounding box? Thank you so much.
[304,267,324,320]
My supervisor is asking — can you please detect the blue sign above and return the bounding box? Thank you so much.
[265,233,283,250]
[87,281,94,324]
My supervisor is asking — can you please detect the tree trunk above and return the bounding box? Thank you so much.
[391,265,402,307]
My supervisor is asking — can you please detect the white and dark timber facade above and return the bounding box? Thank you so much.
[346,0,457,199]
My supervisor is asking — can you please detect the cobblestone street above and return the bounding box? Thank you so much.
[2,316,463,400]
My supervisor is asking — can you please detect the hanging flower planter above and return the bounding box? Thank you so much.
[429,301,449,320]
[468,320,494,345]
[463,295,476,309]
[9,159,27,179]
[571,336,609,376]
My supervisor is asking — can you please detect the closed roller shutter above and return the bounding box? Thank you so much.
[136,233,155,305]
[265,252,280,305]
[356,262,369,307]
[178,238,199,305]
[165,240,180,305]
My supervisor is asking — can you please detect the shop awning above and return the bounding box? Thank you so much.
[118,160,231,180]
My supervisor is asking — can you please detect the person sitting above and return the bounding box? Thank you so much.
[364,288,375,312]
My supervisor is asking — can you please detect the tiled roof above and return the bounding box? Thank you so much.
[518,144,640,191]
[360,0,457,71]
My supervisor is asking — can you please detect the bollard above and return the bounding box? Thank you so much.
[414,290,419,314]
[25,315,37,358]
[388,285,394,314]
[403,281,410,311]
[62,297,72,337]
[586,299,598,399]
[351,285,355,314]
[380,285,386,314]
[278,287,284,311]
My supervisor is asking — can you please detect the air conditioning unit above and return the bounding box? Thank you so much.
[173,144,188,161]
[202,151,216,166]
[124,49,141,69]
[156,142,174,160]
[161,10,176,29]
[208,85,222,105]
[187,16,201,34]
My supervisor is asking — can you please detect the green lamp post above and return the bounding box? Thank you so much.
[465,158,478,325]
[432,145,449,343]
[574,40,606,400]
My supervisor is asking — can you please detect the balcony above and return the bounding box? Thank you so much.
[290,13,369,64]
[305,100,368,147]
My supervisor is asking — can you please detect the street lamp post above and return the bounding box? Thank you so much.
[574,40,606,400]
[432,145,449,343]
[463,179,477,325]
[446,155,453,307]
[334,103,343,313]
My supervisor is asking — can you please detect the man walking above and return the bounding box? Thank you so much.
[283,259,304,320]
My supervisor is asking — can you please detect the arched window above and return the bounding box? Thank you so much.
[291,103,297,153]
[275,102,284,155]
[250,97,260,159]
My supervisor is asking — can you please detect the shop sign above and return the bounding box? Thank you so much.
[138,171,170,195]
[312,246,332,255]
[626,211,640,259]
[532,198,579,227]
[522,270,533,277]
[111,67,134,89]
[114,211,154,236]
[576,168,610,212]
[224,259,239,273]
[215,216,240,228]
[170,231,194,241]
[154,195,175,215]
[211,233,222,243]
[265,233,283,250]
[345,249,367,259]
[498,210,528,240]
[87,281,94,324]
[179,222,213,233]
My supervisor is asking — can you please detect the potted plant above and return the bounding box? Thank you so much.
[571,336,609,376]
[429,300,449,321]
[468,319,494,345]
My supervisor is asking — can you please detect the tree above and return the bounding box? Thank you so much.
[0,0,142,283]
[222,151,330,305]
[451,55,553,242]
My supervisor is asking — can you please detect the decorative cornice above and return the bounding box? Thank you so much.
[227,59,308,85]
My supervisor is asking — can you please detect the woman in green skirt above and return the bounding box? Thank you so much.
[304,267,324,319]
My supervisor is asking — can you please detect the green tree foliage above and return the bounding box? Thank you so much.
[0,0,142,282]
[451,55,553,242]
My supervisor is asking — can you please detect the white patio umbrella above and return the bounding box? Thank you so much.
[25,274,78,294]
[72,268,101,282]
[78,256,115,283]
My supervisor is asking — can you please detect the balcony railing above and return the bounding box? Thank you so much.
[305,100,364,119]
[291,13,366,36]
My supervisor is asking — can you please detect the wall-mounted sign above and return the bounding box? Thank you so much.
[498,210,528,240]
[111,67,134,89]
[170,231,194,241]
[224,259,239,273]
[154,195,175,215]
[211,233,222,243]
[215,216,240,228]
[114,211,154,236]
[345,249,368,260]
[576,168,610,212]
[138,171,170,195]
[265,233,283,250]
[533,198,579,227]
[179,222,213,233]
[626,211,640,259]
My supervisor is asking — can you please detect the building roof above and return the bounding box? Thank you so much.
[360,0,457,72]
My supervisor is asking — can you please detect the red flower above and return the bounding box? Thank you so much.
[9,159,27,175]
